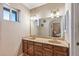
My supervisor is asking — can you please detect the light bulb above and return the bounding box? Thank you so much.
[50,13,54,18]
[56,12,60,17]
[30,16,34,20]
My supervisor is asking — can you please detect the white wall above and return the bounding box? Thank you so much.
[0,3,30,56]
[64,3,72,43]
[64,3,76,56]
[71,3,79,56]
[0,4,3,54]
[30,3,65,18]
[74,3,79,56]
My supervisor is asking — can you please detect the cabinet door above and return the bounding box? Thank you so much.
[34,51,42,56]
[34,45,42,52]
[27,41,34,56]
[22,40,28,55]
[43,44,53,49]
[54,46,67,52]
[54,45,69,56]
[43,47,53,56]
[43,44,53,56]
[43,50,53,56]
[34,42,43,56]
[54,50,67,56]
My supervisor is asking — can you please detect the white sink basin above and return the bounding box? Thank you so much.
[28,37,35,39]
[48,40,61,44]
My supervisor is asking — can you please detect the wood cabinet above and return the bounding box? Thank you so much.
[22,39,69,56]
[22,40,28,55]
[54,45,69,56]
[34,42,43,56]
[27,41,34,56]
[22,40,34,56]
[43,44,53,56]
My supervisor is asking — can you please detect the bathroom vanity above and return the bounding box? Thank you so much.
[22,37,69,56]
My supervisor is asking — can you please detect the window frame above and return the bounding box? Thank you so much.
[3,7,10,20]
[10,8,18,22]
[3,5,19,22]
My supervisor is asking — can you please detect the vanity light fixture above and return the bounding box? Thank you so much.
[31,15,40,21]
[50,9,60,18]
[30,15,40,27]
[31,16,36,21]
[50,12,54,18]
[56,12,60,17]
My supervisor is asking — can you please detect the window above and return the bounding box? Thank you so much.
[3,6,19,22]
[3,7,10,20]
[11,10,17,22]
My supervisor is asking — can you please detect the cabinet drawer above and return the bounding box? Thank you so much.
[43,50,53,56]
[23,45,27,50]
[34,45,42,52]
[23,40,27,43]
[54,45,67,52]
[23,40,27,46]
[34,51,42,56]
[28,41,33,45]
[23,43,27,48]
[27,46,34,56]
[34,42,42,47]
[22,40,28,53]
[28,44,33,51]
[54,50,67,56]
[43,44,53,49]
[43,48,53,52]
[28,44,33,47]
[23,49,28,53]
[23,43,28,46]
[27,43,34,56]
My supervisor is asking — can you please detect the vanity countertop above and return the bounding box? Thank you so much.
[22,37,69,48]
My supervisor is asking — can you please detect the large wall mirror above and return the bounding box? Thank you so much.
[30,16,65,38]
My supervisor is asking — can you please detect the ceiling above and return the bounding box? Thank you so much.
[23,3,47,9]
